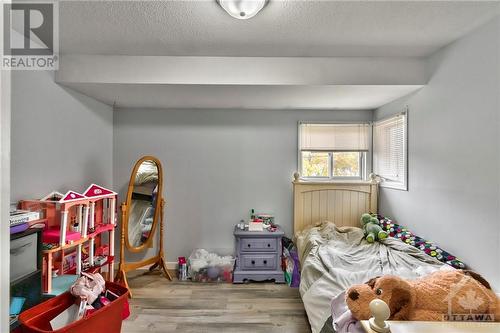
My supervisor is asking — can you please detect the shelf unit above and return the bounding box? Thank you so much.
[19,184,117,296]
[42,224,114,295]
[10,228,43,331]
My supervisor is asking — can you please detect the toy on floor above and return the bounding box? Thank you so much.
[188,249,235,282]
[360,213,388,243]
[346,270,500,322]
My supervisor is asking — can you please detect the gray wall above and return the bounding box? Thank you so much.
[113,109,372,262]
[375,18,500,290]
[11,71,113,202]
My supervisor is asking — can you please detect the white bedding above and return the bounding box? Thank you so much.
[295,222,450,333]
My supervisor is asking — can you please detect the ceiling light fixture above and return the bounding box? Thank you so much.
[217,0,269,20]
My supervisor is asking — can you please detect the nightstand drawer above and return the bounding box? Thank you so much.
[240,238,277,252]
[240,254,277,270]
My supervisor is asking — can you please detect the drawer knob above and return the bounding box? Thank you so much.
[267,244,271,247]
[247,244,251,247]
[251,260,255,265]
[263,260,267,265]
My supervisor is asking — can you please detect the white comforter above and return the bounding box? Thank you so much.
[295,222,450,333]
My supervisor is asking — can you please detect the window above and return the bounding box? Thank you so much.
[301,151,329,177]
[373,112,407,190]
[299,123,370,179]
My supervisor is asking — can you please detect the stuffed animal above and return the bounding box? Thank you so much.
[360,213,388,243]
[345,270,500,322]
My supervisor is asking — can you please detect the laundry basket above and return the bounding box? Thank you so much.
[18,281,129,333]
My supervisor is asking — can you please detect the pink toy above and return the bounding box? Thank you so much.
[42,229,81,244]
[19,184,117,295]
[70,272,106,304]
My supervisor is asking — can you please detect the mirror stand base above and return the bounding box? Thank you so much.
[116,254,172,298]
[148,256,173,280]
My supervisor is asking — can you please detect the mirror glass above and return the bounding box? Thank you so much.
[128,160,159,248]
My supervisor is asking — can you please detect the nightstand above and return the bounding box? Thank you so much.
[233,226,285,283]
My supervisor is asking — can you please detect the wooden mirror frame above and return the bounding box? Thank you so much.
[124,156,161,252]
[116,156,172,296]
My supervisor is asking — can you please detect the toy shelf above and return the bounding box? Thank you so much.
[87,255,114,274]
[43,236,88,254]
[42,224,115,254]
[18,184,119,296]
[87,223,115,239]
[42,221,116,295]
[66,255,115,275]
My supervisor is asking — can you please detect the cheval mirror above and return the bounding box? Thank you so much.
[116,156,171,296]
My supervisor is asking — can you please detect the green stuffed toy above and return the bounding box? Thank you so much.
[360,213,388,243]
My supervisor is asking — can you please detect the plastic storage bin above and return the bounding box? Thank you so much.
[188,249,235,283]
[19,281,129,333]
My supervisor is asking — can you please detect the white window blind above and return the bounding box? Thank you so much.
[373,112,407,190]
[299,123,370,151]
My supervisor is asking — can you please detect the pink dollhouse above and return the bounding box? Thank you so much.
[19,184,117,295]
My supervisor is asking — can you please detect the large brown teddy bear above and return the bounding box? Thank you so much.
[346,270,500,322]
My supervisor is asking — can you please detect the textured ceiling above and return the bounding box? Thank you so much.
[60,1,500,57]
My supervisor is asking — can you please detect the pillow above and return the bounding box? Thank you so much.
[378,215,466,269]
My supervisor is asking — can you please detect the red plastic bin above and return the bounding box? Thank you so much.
[19,281,129,333]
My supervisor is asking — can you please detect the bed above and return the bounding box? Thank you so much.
[292,173,449,333]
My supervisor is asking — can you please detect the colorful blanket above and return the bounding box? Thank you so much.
[378,215,466,269]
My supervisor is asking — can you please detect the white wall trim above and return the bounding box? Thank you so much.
[166,262,177,270]
[0,68,11,333]
[127,262,177,271]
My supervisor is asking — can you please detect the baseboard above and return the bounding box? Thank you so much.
[113,261,178,271]
[134,261,177,270]
[166,261,177,270]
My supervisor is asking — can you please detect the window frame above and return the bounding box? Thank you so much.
[372,111,408,191]
[298,121,371,181]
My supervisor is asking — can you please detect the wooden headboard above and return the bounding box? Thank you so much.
[293,173,379,234]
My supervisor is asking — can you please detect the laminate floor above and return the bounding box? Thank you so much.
[122,271,311,333]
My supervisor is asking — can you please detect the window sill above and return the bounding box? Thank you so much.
[294,178,374,185]
[379,182,407,191]
[301,177,364,182]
